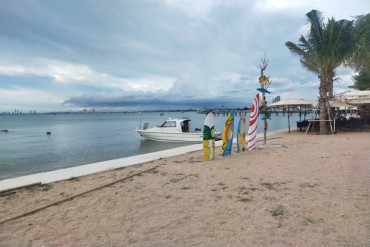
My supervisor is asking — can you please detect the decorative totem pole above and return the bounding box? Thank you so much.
[257,54,271,145]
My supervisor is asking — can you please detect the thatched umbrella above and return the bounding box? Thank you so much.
[270,99,314,133]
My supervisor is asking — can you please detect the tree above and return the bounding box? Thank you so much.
[349,69,370,90]
[348,14,370,90]
[349,14,370,72]
[285,10,355,134]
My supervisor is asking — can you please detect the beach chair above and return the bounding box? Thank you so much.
[296,121,303,131]
[335,119,347,132]
[302,120,309,131]
[349,119,363,131]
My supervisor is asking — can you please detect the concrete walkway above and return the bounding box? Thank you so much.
[0,129,287,192]
[0,142,212,192]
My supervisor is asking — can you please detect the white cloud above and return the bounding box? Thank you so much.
[47,63,93,83]
[0,88,62,104]
[0,59,175,92]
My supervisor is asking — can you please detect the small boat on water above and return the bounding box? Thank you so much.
[134,118,203,142]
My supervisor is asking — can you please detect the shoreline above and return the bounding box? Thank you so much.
[0,128,289,192]
[1,130,369,246]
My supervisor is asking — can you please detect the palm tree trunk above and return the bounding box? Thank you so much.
[328,77,334,99]
[319,76,329,134]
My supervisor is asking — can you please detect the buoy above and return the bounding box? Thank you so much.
[46,132,51,135]
[0,129,8,133]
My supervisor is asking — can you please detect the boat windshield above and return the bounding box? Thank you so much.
[160,121,176,127]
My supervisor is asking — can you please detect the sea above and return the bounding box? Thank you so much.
[0,111,310,180]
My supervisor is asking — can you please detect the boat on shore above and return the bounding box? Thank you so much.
[134,118,204,142]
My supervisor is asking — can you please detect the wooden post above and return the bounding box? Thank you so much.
[259,54,269,145]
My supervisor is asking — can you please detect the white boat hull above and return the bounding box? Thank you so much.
[135,129,203,142]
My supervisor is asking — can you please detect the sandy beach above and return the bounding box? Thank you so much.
[1,130,369,247]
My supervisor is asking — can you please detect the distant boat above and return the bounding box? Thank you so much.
[134,118,203,142]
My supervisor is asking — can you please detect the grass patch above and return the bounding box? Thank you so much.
[41,184,52,191]
[240,177,250,180]
[165,173,200,185]
[238,186,257,195]
[261,182,286,191]
[303,217,323,225]
[319,156,331,159]
[165,194,171,199]
[261,182,276,190]
[181,186,190,190]
[303,218,315,225]
[263,196,277,201]
[68,176,80,182]
[174,160,187,163]
[299,183,317,188]
[238,197,253,202]
[147,169,160,174]
[271,205,285,217]
[170,177,183,183]
[0,191,16,197]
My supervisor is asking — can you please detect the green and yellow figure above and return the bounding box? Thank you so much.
[203,112,215,161]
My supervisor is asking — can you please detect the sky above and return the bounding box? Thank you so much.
[0,0,369,113]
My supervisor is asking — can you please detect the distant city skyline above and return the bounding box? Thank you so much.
[1,0,369,113]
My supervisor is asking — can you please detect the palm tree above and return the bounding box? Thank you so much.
[348,14,370,90]
[286,10,355,134]
[349,14,370,72]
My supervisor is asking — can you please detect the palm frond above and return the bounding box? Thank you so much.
[285,41,307,57]
[306,10,325,52]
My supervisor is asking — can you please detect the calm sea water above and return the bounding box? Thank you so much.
[0,111,309,180]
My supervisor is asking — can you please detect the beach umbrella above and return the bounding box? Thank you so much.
[329,100,356,108]
[270,99,314,133]
[342,90,370,125]
[342,90,370,106]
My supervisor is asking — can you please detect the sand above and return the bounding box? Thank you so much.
[0,131,369,247]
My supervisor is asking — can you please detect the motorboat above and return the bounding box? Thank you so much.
[134,118,203,142]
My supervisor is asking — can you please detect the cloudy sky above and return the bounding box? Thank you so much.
[1,0,369,112]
